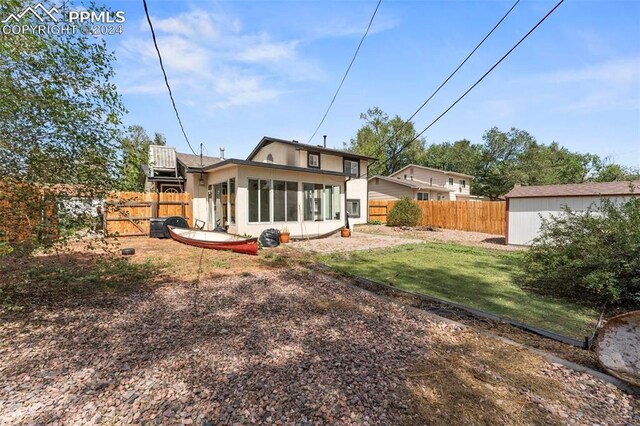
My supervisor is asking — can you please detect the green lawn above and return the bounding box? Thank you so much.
[321,243,598,339]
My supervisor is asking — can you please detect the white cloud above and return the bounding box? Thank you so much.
[116,8,321,109]
[518,58,640,114]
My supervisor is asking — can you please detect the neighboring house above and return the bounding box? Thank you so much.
[147,137,376,237]
[505,180,640,245]
[143,145,220,193]
[369,164,481,201]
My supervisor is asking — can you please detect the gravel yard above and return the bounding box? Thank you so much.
[356,224,524,251]
[1,265,637,425]
[288,231,422,253]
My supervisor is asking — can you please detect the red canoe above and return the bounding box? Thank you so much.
[167,226,259,255]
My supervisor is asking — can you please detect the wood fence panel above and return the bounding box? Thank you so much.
[368,200,506,235]
[0,181,58,243]
[105,192,192,237]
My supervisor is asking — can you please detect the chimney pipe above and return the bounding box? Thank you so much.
[219,147,225,160]
[323,135,327,148]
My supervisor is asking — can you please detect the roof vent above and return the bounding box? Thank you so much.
[323,135,327,148]
[219,147,225,160]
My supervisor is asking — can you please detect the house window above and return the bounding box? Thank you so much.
[308,152,320,168]
[344,158,359,176]
[274,181,298,222]
[346,199,360,218]
[303,183,340,221]
[448,178,454,186]
[323,185,341,220]
[460,179,466,188]
[417,192,429,201]
[248,179,271,223]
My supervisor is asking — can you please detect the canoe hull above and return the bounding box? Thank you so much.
[167,226,259,255]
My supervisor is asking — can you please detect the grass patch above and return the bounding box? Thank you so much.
[1,253,168,311]
[321,242,598,338]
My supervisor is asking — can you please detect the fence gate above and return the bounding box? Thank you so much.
[104,192,192,237]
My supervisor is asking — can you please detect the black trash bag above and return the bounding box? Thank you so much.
[259,228,281,248]
[162,216,189,238]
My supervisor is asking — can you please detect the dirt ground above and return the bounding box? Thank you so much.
[355,224,525,251]
[1,238,638,425]
[288,231,423,253]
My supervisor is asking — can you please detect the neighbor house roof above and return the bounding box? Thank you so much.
[246,136,378,162]
[202,158,348,177]
[176,152,221,170]
[504,180,640,199]
[369,175,453,193]
[390,164,474,179]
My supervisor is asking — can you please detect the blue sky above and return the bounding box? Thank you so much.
[105,0,639,166]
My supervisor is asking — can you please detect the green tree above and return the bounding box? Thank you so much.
[522,196,640,306]
[118,125,163,191]
[592,157,640,182]
[344,107,425,176]
[472,127,536,199]
[0,0,125,249]
[518,142,598,186]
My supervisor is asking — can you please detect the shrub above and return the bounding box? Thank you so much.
[521,196,640,307]
[387,197,422,227]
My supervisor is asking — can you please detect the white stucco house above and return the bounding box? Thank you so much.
[369,164,483,201]
[505,180,640,245]
[148,137,376,238]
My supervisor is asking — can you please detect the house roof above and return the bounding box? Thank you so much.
[202,158,348,177]
[246,136,378,162]
[176,152,221,170]
[369,175,453,193]
[390,164,474,179]
[504,180,640,199]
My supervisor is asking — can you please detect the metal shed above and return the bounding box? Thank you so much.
[505,180,639,245]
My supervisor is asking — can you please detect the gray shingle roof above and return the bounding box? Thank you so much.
[176,152,221,169]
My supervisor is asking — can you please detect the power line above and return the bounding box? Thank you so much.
[307,0,383,144]
[142,0,197,156]
[375,0,521,163]
[382,0,565,171]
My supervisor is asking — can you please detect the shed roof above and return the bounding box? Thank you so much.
[504,180,640,199]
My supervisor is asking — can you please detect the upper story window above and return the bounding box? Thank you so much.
[448,178,454,186]
[308,152,320,169]
[459,179,466,188]
[344,158,359,176]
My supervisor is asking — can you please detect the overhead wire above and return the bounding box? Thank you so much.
[307,0,383,144]
[142,0,198,156]
[368,0,521,170]
[380,0,566,172]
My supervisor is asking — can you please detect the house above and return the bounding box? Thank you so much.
[505,180,640,245]
[148,137,376,238]
[143,145,221,193]
[368,164,481,201]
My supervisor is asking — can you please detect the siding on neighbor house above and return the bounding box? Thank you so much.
[389,166,471,197]
[369,178,415,201]
[507,195,632,245]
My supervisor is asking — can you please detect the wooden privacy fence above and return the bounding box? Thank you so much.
[369,200,506,235]
[105,192,192,237]
[0,180,58,243]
